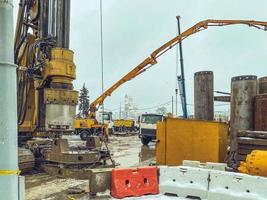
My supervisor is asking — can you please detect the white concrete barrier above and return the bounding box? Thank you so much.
[159,166,209,199]
[208,170,267,200]
[182,160,226,171]
[159,165,267,200]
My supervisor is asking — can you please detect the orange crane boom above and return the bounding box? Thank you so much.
[89,19,267,117]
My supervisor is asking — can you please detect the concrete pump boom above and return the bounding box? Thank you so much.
[89,19,267,117]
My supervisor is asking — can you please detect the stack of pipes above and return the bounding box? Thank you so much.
[229,75,267,169]
[193,71,267,170]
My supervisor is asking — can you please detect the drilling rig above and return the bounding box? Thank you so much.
[15,0,78,141]
[15,0,112,175]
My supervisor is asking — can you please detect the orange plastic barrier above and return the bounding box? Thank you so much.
[111,166,159,198]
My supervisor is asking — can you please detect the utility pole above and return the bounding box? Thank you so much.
[175,89,178,117]
[0,0,24,199]
[100,0,105,125]
[119,102,122,119]
[172,96,174,115]
[176,16,188,118]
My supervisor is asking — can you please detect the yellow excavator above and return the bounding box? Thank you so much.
[75,19,267,140]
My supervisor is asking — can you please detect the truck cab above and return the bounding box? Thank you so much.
[96,111,114,135]
[139,113,164,145]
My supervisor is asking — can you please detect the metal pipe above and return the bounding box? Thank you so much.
[172,96,174,115]
[255,94,267,131]
[56,0,70,48]
[229,75,257,163]
[40,0,49,38]
[0,0,21,199]
[194,71,214,120]
[258,76,267,94]
[176,16,188,118]
[48,0,56,37]
[214,91,231,95]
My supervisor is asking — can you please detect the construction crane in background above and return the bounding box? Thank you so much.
[76,19,267,139]
[176,16,188,118]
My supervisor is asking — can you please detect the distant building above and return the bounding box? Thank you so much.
[123,95,139,120]
[214,111,229,122]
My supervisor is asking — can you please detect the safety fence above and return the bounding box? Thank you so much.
[110,163,267,199]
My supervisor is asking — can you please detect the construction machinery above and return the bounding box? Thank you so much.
[15,0,78,140]
[74,19,267,141]
[239,150,267,177]
[14,1,267,172]
[113,119,138,133]
[139,114,164,145]
[176,16,188,119]
[14,0,112,174]
[75,111,113,140]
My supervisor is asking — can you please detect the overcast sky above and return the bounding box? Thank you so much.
[13,0,267,115]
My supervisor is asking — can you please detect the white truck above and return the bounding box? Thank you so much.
[96,111,114,135]
[139,113,164,145]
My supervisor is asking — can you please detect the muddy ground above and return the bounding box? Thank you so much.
[25,134,157,200]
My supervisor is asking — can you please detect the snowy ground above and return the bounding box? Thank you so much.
[25,135,157,200]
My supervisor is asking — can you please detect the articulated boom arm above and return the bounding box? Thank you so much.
[90,19,267,115]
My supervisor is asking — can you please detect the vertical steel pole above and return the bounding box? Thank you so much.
[176,16,188,118]
[230,75,257,166]
[40,0,49,38]
[172,96,174,115]
[175,88,178,116]
[56,0,70,48]
[0,0,21,199]
[119,102,122,119]
[194,71,214,120]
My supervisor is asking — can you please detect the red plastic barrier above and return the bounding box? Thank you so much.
[111,166,159,199]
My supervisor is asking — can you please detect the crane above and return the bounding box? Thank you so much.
[75,19,267,140]
[90,20,267,115]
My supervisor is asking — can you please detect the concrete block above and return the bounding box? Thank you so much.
[182,160,226,171]
[86,136,101,149]
[206,162,227,171]
[89,168,112,195]
[182,160,201,167]
[209,170,267,200]
[159,166,209,199]
[42,164,91,180]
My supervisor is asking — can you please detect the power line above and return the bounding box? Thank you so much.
[100,0,104,95]
[100,0,104,122]
[106,100,229,112]
[107,100,174,112]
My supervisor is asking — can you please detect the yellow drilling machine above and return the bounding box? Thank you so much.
[15,0,112,175]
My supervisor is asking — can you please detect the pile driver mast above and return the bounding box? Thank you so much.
[15,0,78,139]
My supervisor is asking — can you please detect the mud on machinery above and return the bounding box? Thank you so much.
[15,0,113,174]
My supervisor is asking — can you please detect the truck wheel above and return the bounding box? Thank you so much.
[80,130,90,140]
[109,128,114,135]
[141,137,150,145]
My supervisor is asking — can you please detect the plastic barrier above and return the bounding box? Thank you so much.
[159,166,209,199]
[208,170,267,200]
[111,166,159,199]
